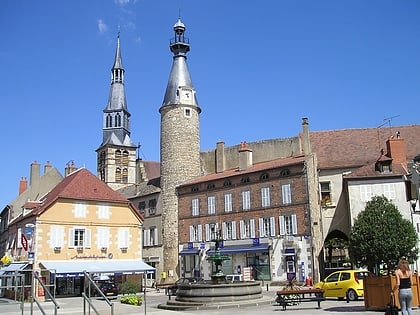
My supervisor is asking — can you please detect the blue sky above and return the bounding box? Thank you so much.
[1,0,420,207]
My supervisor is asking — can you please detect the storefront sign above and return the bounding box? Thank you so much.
[71,254,108,259]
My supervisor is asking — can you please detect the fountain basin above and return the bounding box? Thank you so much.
[175,281,262,303]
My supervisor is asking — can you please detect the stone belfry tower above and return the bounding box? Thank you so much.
[160,18,201,280]
[96,34,137,190]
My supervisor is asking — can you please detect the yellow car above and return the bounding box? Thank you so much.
[314,270,371,301]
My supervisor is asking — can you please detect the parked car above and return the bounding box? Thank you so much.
[313,269,371,301]
[166,277,201,296]
[94,282,119,297]
[225,274,243,282]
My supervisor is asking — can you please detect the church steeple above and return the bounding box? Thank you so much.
[101,33,133,145]
[96,34,137,189]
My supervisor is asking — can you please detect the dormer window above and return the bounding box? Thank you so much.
[375,161,392,173]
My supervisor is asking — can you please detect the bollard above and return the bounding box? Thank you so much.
[346,292,349,303]
[266,284,269,291]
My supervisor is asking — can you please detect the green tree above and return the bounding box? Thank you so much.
[349,195,418,273]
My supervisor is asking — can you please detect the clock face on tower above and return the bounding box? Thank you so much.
[179,87,194,105]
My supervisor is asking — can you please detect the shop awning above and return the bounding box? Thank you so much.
[179,249,200,256]
[0,263,29,275]
[206,245,270,255]
[40,259,155,275]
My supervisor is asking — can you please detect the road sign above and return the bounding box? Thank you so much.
[21,233,28,251]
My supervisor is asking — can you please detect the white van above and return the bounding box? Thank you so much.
[225,274,243,282]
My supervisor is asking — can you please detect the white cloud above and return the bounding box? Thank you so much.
[114,0,132,5]
[97,19,108,33]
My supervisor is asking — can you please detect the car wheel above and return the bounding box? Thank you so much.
[347,289,358,301]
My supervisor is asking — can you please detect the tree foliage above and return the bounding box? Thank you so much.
[349,195,418,273]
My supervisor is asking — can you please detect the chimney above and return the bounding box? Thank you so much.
[44,160,52,174]
[64,161,78,176]
[19,177,28,195]
[386,132,407,164]
[216,140,225,173]
[239,141,253,171]
[30,161,40,186]
[301,117,311,155]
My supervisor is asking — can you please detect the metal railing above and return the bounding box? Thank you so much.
[83,271,114,315]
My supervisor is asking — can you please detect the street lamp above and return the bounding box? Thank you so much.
[25,223,35,314]
[409,156,420,273]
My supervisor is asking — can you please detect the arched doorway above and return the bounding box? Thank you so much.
[321,230,350,278]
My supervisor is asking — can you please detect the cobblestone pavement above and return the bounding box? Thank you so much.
[1,285,419,315]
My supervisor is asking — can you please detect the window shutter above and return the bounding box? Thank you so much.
[144,229,150,246]
[198,225,203,242]
[239,220,245,239]
[17,228,22,248]
[189,226,194,242]
[68,228,75,247]
[58,226,64,247]
[291,214,297,235]
[118,229,128,248]
[279,216,285,236]
[259,218,264,237]
[205,224,210,241]
[250,219,255,238]
[85,229,91,248]
[270,217,276,236]
[222,222,227,240]
[232,221,237,240]
[153,228,158,245]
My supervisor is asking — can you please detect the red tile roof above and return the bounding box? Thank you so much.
[309,125,420,169]
[181,155,306,186]
[32,168,131,215]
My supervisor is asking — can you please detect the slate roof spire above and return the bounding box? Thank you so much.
[161,18,199,108]
[100,33,134,147]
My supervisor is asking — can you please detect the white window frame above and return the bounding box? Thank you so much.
[118,228,129,249]
[68,227,91,248]
[242,190,251,210]
[192,198,200,216]
[259,217,275,237]
[208,196,216,214]
[74,202,87,218]
[222,221,237,240]
[97,227,110,249]
[282,183,292,205]
[50,225,64,248]
[383,183,396,200]
[261,187,270,207]
[224,193,233,212]
[360,185,372,202]
[97,204,110,219]
[205,223,219,241]
[279,214,297,236]
[189,225,203,242]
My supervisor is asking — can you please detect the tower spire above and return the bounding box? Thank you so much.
[96,34,137,189]
[159,18,202,282]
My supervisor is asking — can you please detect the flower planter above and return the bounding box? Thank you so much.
[364,274,420,310]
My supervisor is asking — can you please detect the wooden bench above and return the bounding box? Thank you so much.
[275,288,325,310]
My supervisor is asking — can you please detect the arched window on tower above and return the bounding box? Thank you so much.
[122,150,129,165]
[115,113,121,127]
[106,114,112,128]
[115,167,122,183]
[115,150,122,165]
[122,168,128,183]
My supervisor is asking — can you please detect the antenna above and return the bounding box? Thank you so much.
[376,115,400,151]
[377,115,400,129]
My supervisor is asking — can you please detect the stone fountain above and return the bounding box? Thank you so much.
[158,232,265,310]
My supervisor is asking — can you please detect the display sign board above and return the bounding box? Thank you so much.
[21,233,28,251]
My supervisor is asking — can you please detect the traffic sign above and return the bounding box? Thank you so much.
[21,233,28,251]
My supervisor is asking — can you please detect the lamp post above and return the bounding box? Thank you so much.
[409,155,420,272]
[25,223,35,314]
